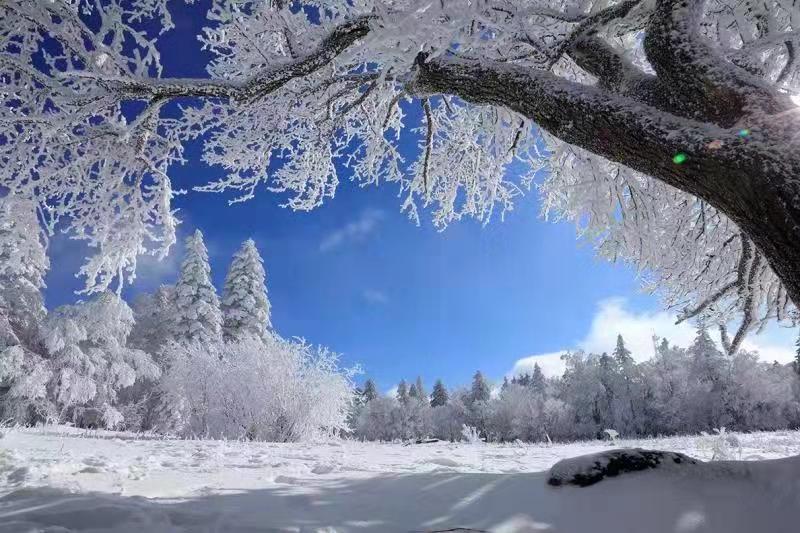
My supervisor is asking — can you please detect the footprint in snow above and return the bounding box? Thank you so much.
[425,457,461,467]
[77,466,104,474]
[310,463,336,474]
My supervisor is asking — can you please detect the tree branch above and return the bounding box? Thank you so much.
[66,16,374,105]
[644,0,792,127]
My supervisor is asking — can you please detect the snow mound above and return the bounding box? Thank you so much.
[425,457,461,467]
[547,448,699,487]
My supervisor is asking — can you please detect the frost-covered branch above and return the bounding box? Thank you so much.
[4,0,800,344]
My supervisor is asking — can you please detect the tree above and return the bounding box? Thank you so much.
[469,371,491,405]
[42,292,160,428]
[396,379,409,404]
[159,335,355,441]
[408,383,419,400]
[129,285,175,359]
[363,379,378,403]
[531,363,546,395]
[795,332,800,376]
[4,1,799,350]
[414,376,427,403]
[172,230,222,345]
[0,194,52,423]
[221,239,272,342]
[431,379,449,408]
[613,335,634,367]
[0,194,49,350]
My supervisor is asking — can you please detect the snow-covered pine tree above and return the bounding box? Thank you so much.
[414,376,426,403]
[0,194,49,350]
[396,380,409,404]
[362,379,378,403]
[430,379,449,408]
[0,194,53,423]
[531,363,546,395]
[408,383,419,400]
[794,332,800,376]
[43,292,160,428]
[129,285,175,360]
[221,239,272,342]
[172,230,222,345]
[469,371,491,405]
[613,335,634,367]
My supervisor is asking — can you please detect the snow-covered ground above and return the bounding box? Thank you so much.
[2,426,800,532]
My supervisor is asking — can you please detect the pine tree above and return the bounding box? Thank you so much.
[414,376,426,402]
[0,194,49,350]
[469,371,491,405]
[43,292,160,428]
[0,195,51,424]
[172,230,222,345]
[396,379,409,404]
[363,379,378,403]
[221,239,272,342]
[794,331,800,376]
[130,285,175,358]
[430,379,449,407]
[409,383,419,399]
[531,363,546,394]
[613,334,634,367]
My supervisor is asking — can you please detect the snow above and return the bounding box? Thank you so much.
[2,426,800,532]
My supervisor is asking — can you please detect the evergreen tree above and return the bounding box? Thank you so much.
[414,376,426,402]
[469,371,491,405]
[43,292,160,428]
[0,194,49,350]
[363,379,378,403]
[0,195,52,424]
[513,373,531,387]
[613,334,634,367]
[409,383,419,399]
[130,285,175,359]
[794,331,800,376]
[531,363,546,394]
[221,239,272,341]
[396,379,409,404]
[172,230,222,344]
[430,379,449,407]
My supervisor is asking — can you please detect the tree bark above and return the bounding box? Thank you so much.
[410,0,800,311]
[411,53,800,309]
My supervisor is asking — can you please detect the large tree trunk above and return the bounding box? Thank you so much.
[411,0,800,309]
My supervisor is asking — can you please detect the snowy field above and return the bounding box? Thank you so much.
[2,426,800,532]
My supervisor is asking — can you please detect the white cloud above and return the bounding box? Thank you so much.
[319,209,385,252]
[133,247,182,286]
[510,298,796,378]
[363,289,388,305]
[385,385,398,399]
[511,351,573,379]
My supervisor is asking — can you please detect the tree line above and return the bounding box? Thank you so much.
[352,333,800,443]
[3,191,800,443]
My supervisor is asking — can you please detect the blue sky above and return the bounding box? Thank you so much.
[43,1,796,393]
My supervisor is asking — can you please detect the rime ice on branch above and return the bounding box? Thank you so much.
[3,0,800,348]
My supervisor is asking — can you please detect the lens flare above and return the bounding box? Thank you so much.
[673,152,688,164]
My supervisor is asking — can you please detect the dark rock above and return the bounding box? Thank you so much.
[547,448,700,487]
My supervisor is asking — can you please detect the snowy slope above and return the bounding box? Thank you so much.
[1,426,800,532]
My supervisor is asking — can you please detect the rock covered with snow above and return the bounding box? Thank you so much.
[547,448,699,487]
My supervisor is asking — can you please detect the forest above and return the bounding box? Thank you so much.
[3,193,799,444]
